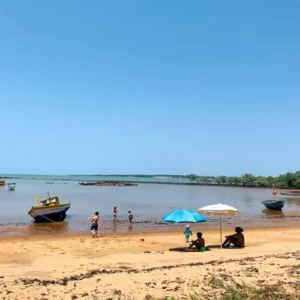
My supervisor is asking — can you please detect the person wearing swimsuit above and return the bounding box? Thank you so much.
[189,232,205,250]
[128,211,133,223]
[222,227,245,248]
[113,207,118,222]
[90,212,99,238]
[184,224,192,248]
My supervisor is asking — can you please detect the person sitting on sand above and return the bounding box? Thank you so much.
[222,227,245,248]
[189,232,205,250]
[90,212,99,238]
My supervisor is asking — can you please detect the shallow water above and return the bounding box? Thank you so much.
[0,178,299,236]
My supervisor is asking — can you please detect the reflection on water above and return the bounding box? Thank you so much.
[262,209,285,218]
[282,197,300,208]
[112,222,117,233]
[24,221,70,236]
[110,222,135,233]
[128,223,134,233]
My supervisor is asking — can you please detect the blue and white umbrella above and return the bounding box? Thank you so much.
[162,209,207,223]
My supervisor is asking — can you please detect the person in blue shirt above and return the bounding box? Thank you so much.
[184,224,192,245]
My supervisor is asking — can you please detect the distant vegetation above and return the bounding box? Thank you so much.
[186,171,300,189]
[89,174,184,178]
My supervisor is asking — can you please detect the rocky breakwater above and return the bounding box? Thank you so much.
[79,181,137,187]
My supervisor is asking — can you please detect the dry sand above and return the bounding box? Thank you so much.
[0,226,299,299]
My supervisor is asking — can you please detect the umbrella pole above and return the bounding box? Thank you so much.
[220,215,222,248]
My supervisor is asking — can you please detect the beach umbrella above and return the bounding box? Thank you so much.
[162,209,207,223]
[198,203,241,248]
[162,209,207,249]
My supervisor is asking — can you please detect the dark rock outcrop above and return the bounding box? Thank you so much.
[79,181,137,187]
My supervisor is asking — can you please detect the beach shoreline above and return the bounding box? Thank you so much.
[0,226,299,299]
[1,175,300,190]
[1,211,300,238]
[0,222,300,241]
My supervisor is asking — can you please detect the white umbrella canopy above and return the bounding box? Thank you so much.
[198,203,241,216]
[198,203,241,248]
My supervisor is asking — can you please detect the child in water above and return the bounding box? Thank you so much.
[113,207,118,222]
[128,211,133,223]
[184,224,192,247]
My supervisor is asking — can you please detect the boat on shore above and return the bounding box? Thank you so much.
[28,196,70,223]
[7,183,15,191]
[262,200,284,210]
[0,180,5,186]
[280,192,300,197]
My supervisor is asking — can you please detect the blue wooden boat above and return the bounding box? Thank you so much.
[28,196,70,222]
[262,200,284,210]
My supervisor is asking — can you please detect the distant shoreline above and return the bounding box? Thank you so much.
[1,175,299,190]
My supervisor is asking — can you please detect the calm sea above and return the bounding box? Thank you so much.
[0,175,299,236]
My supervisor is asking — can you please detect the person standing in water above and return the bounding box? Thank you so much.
[272,187,278,197]
[113,207,118,222]
[90,212,99,238]
[184,224,192,247]
[128,211,133,223]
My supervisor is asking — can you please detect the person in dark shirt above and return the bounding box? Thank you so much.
[113,207,118,222]
[128,211,133,223]
[90,212,99,238]
[222,227,245,248]
[189,232,205,250]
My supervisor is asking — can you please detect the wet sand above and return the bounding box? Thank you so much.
[0,210,300,238]
[1,208,300,237]
[0,226,299,299]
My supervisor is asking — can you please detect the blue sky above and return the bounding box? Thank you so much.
[0,1,299,176]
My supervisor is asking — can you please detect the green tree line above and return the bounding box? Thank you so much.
[186,171,300,189]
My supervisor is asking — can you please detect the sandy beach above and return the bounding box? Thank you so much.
[0,225,299,299]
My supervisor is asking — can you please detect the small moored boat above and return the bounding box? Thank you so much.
[7,183,15,191]
[262,200,284,210]
[28,196,70,222]
[0,180,6,186]
[280,192,300,197]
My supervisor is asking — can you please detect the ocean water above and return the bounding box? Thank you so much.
[0,176,299,235]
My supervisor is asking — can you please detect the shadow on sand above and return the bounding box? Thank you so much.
[169,245,245,252]
[207,244,246,250]
[169,247,210,252]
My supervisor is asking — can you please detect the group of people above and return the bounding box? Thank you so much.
[113,207,133,223]
[184,225,245,250]
[90,207,134,238]
[89,210,245,246]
